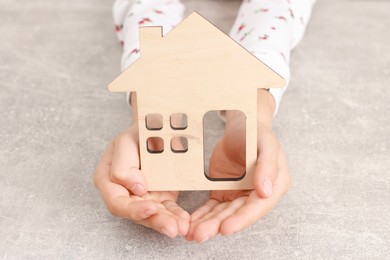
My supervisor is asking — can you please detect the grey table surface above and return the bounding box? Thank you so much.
[1,0,389,259]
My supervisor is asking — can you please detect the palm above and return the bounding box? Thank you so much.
[208,127,251,202]
[123,188,190,236]
[186,120,291,243]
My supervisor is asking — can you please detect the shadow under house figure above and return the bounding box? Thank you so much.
[109,12,285,191]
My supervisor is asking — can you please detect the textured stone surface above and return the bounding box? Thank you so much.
[1,0,389,259]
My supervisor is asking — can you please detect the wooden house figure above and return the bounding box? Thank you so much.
[109,12,285,191]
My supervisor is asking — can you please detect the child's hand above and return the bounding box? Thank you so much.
[93,125,190,237]
[186,90,291,243]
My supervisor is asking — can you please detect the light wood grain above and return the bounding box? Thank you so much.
[109,12,285,190]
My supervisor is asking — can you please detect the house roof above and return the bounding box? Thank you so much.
[108,12,285,93]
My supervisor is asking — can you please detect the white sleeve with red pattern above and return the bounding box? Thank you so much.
[113,0,185,71]
[113,0,185,105]
[113,0,315,114]
[229,0,316,114]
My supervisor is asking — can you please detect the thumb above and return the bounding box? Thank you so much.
[254,131,279,198]
[111,127,147,196]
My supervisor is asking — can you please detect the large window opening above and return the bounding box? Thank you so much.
[203,110,246,181]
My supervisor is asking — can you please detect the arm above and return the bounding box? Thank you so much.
[114,0,185,107]
[186,1,316,243]
[93,0,190,238]
[113,0,185,71]
[229,0,316,113]
[186,89,291,242]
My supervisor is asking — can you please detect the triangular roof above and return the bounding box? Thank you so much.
[109,12,285,93]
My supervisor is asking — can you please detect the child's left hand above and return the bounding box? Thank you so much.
[186,91,291,243]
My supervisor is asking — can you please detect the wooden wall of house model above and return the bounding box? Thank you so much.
[109,12,285,191]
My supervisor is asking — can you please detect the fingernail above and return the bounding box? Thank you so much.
[200,236,209,243]
[132,183,145,195]
[263,179,273,198]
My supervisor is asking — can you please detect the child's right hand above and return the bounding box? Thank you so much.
[93,124,190,237]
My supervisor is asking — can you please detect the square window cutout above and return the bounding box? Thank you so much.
[146,114,163,130]
[171,136,188,153]
[170,113,187,130]
[147,137,164,153]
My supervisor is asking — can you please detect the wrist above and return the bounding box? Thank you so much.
[257,89,275,129]
[226,89,274,130]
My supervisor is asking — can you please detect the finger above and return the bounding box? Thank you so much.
[191,197,247,243]
[186,197,246,243]
[93,144,160,220]
[163,200,190,220]
[94,143,135,201]
[220,182,285,236]
[186,199,221,241]
[221,149,291,235]
[109,196,160,221]
[254,130,279,198]
[139,211,180,238]
[163,200,190,236]
[190,199,220,222]
[94,142,182,237]
[190,201,230,227]
[192,218,220,243]
[111,127,147,196]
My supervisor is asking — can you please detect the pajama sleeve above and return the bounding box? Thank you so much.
[113,0,185,104]
[113,0,316,114]
[229,0,316,114]
[113,0,185,70]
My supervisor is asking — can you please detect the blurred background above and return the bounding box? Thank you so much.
[0,0,389,259]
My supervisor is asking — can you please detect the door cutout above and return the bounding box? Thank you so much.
[203,110,246,181]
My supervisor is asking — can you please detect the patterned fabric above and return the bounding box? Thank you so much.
[113,0,316,114]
